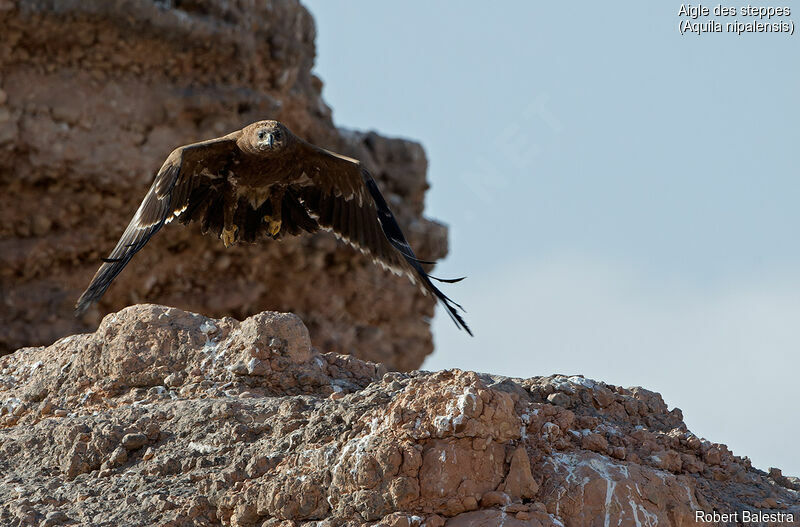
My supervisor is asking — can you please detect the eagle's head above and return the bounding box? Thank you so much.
[243,120,292,154]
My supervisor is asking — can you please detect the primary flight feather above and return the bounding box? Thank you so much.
[75,120,471,335]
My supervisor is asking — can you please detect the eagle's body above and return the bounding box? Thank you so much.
[76,121,471,335]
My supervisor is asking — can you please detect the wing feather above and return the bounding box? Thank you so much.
[75,133,240,315]
[293,142,471,335]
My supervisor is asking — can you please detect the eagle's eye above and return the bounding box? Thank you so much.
[257,130,267,140]
[274,130,282,140]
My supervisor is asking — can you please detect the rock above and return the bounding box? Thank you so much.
[681,453,704,474]
[107,446,128,467]
[581,432,608,453]
[705,446,722,465]
[479,491,510,508]
[769,467,800,491]
[163,372,183,387]
[546,392,571,407]
[0,306,797,524]
[0,0,448,372]
[246,358,269,376]
[500,446,539,499]
[41,510,70,527]
[121,433,147,450]
[447,509,558,527]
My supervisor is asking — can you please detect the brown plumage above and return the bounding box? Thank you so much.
[76,120,471,334]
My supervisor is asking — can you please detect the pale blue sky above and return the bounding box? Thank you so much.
[303,1,799,475]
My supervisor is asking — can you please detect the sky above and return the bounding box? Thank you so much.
[302,1,800,475]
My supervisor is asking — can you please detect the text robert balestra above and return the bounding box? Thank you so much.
[695,510,795,523]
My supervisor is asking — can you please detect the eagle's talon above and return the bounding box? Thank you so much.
[221,226,237,248]
[268,218,281,237]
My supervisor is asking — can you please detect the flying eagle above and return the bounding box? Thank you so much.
[75,120,471,335]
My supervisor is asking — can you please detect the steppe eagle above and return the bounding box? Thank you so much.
[75,120,471,335]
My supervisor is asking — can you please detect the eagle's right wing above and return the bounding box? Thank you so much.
[75,133,240,315]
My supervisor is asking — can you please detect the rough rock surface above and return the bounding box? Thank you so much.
[0,0,449,369]
[1,305,798,526]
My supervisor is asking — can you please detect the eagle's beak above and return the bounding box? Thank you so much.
[266,133,274,148]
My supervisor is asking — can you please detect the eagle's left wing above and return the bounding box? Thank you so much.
[292,142,472,335]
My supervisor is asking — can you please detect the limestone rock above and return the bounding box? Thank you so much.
[0,304,798,526]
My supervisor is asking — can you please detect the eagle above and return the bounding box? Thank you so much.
[75,120,471,335]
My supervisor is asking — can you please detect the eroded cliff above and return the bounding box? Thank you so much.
[0,0,447,369]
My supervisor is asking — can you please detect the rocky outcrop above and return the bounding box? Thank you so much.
[1,304,797,526]
[0,0,447,369]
